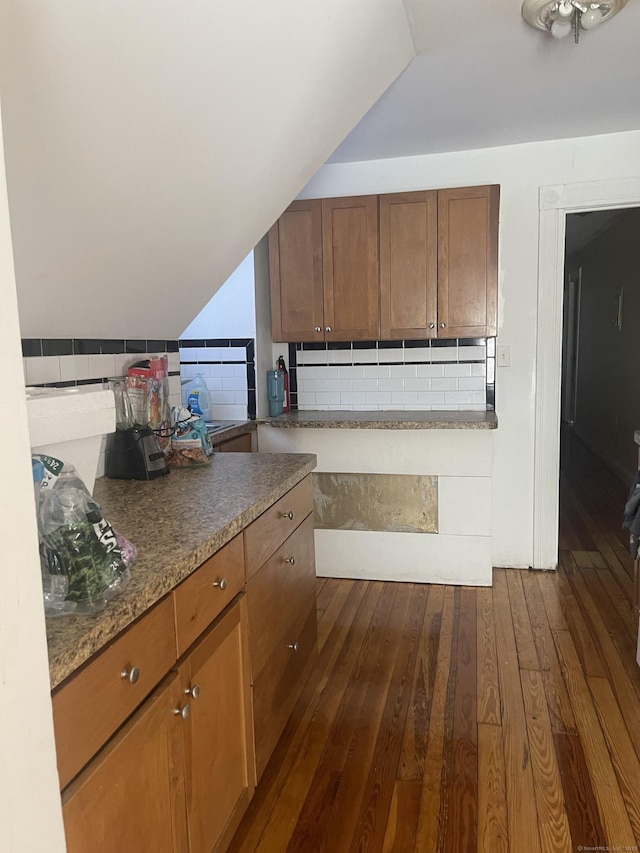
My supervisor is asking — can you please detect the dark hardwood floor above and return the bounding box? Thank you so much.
[228,435,640,852]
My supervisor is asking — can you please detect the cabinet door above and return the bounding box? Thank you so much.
[179,596,255,853]
[322,195,379,341]
[379,191,438,340]
[269,199,324,342]
[62,673,188,853]
[437,185,499,338]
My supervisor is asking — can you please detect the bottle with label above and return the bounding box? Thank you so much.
[185,373,211,419]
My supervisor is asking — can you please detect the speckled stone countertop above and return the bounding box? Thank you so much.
[262,410,498,429]
[46,452,316,690]
[207,420,256,442]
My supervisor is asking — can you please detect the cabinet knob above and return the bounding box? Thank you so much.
[212,577,228,591]
[281,511,294,520]
[325,326,332,333]
[439,322,446,329]
[314,326,322,333]
[120,665,140,684]
[173,704,190,720]
[184,684,200,700]
[428,323,435,329]
[285,556,296,566]
[287,642,299,651]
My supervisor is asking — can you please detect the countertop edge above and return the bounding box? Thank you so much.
[260,411,498,430]
[47,453,316,689]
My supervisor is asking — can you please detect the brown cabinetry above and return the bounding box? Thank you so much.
[270,185,499,343]
[437,185,498,338]
[62,672,188,853]
[54,473,316,852]
[245,475,317,779]
[269,196,378,342]
[177,597,255,853]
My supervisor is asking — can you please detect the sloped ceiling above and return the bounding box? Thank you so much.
[0,1,414,338]
[330,0,640,161]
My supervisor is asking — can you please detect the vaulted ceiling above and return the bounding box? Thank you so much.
[1,0,638,339]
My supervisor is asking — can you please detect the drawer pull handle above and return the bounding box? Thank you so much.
[287,642,299,652]
[120,666,140,684]
[212,577,228,591]
[173,704,190,720]
[285,556,296,566]
[281,511,294,520]
[184,684,201,700]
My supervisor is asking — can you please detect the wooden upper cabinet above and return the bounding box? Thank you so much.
[437,185,499,338]
[379,191,438,340]
[269,199,324,343]
[321,195,379,341]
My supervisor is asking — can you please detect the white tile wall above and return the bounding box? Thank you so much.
[23,344,182,481]
[295,342,488,412]
[179,345,251,421]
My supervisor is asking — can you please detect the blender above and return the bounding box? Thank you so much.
[105,377,169,480]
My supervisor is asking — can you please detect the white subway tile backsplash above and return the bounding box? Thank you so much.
[390,364,417,379]
[392,391,419,405]
[444,364,472,378]
[338,366,364,379]
[212,404,247,421]
[340,392,366,405]
[405,347,431,361]
[204,377,223,391]
[291,337,489,413]
[363,365,390,379]
[459,377,485,391]
[327,350,354,365]
[222,377,247,392]
[26,356,61,385]
[179,347,199,362]
[431,378,458,391]
[379,378,405,392]
[430,348,458,362]
[88,354,116,380]
[167,352,181,371]
[60,355,91,382]
[445,391,473,405]
[365,391,392,405]
[316,392,341,405]
[352,379,379,393]
[417,364,445,378]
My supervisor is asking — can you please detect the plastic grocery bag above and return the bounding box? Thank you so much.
[166,406,212,468]
[34,455,136,617]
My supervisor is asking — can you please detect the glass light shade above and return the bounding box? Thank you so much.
[551,18,573,36]
[580,7,603,28]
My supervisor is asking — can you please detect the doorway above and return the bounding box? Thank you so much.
[533,177,640,570]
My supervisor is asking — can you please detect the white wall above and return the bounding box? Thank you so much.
[297,129,640,568]
[1,0,414,340]
[181,252,256,340]
[0,105,66,852]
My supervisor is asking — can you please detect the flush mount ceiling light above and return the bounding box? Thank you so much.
[522,0,628,42]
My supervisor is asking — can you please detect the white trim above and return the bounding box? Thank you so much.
[533,177,640,569]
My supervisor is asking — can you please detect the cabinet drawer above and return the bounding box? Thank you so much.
[53,595,176,790]
[252,597,317,780]
[174,534,245,656]
[244,476,313,579]
[247,514,316,680]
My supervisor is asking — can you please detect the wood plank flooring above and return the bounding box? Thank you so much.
[228,438,640,852]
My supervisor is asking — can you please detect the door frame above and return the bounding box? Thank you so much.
[533,177,640,569]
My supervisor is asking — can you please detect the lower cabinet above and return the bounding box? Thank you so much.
[62,596,254,853]
[62,672,188,853]
[177,596,255,853]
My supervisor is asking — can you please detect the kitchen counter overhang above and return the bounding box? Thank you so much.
[46,452,316,689]
[261,410,498,430]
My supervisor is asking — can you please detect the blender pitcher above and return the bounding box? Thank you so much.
[109,378,135,429]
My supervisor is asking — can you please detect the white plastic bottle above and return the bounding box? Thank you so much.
[186,373,211,419]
